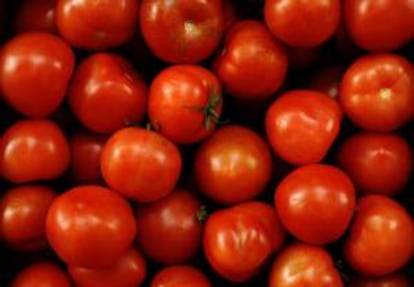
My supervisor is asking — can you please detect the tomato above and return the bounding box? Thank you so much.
[344,0,414,51]
[194,125,272,204]
[264,0,340,47]
[212,20,287,100]
[203,201,285,282]
[10,261,71,287]
[349,273,411,287]
[46,185,137,268]
[135,189,203,265]
[265,90,342,165]
[0,185,56,251]
[148,65,222,144]
[337,132,412,196]
[100,127,182,202]
[68,53,148,134]
[56,0,138,50]
[0,119,70,183]
[339,53,414,131]
[68,248,147,287]
[0,32,74,117]
[13,0,57,34]
[269,243,344,287]
[140,0,224,63]
[307,66,344,99]
[344,195,413,276]
[151,265,211,287]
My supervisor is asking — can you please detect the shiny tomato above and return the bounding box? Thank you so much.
[100,127,182,202]
[339,53,414,131]
[13,0,57,34]
[151,265,211,287]
[0,119,70,183]
[265,90,342,165]
[344,195,413,276]
[0,32,74,117]
[148,65,222,144]
[46,185,137,268]
[135,189,203,265]
[194,125,272,204]
[349,273,411,287]
[68,53,148,134]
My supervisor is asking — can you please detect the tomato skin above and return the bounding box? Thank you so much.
[148,65,222,144]
[46,185,137,268]
[264,0,340,47]
[151,265,211,287]
[213,20,287,100]
[349,273,411,287]
[0,119,70,183]
[265,90,342,165]
[68,248,147,287]
[0,32,74,117]
[56,0,138,50]
[194,125,272,204]
[339,53,414,131]
[135,189,203,265]
[140,0,224,63]
[69,53,148,134]
[100,127,182,202]
[344,195,413,276]
[337,132,412,196]
[344,0,414,51]
[13,0,57,34]
[269,243,344,287]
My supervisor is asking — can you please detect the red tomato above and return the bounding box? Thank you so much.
[265,90,342,165]
[68,248,147,287]
[68,53,148,134]
[140,0,224,63]
[0,32,74,117]
[337,132,412,196]
[203,201,285,282]
[344,195,413,276]
[349,273,411,287]
[339,53,414,131]
[194,125,272,204]
[344,0,414,51]
[46,185,137,268]
[100,127,182,202]
[135,189,203,264]
[151,265,211,287]
[264,0,340,47]
[213,20,287,100]
[148,65,222,144]
[13,0,57,34]
[56,0,138,50]
[275,164,356,245]
[269,243,344,287]
[10,261,71,287]
[0,185,56,251]
[0,119,70,183]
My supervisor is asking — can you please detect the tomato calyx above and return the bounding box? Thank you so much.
[196,205,208,222]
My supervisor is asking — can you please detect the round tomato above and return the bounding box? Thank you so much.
[13,0,57,34]
[46,185,137,268]
[349,272,411,287]
[151,265,211,287]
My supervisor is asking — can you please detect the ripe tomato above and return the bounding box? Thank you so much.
[55,0,138,50]
[0,119,70,183]
[100,127,182,202]
[203,201,285,282]
[0,185,56,251]
[68,248,147,287]
[264,0,340,47]
[349,273,411,287]
[68,53,148,134]
[148,65,222,144]
[46,185,137,268]
[13,0,57,34]
[265,90,342,165]
[339,53,414,131]
[0,32,74,117]
[337,132,412,196]
[269,243,344,287]
[213,20,287,100]
[140,0,224,63]
[135,189,203,265]
[151,265,211,287]
[194,125,272,204]
[344,195,413,276]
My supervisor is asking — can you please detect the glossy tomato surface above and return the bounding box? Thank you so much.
[151,265,211,287]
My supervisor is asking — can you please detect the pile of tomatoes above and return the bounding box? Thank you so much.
[0,0,413,286]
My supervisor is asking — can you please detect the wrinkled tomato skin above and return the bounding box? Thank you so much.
[349,272,411,287]
[151,266,211,287]
[13,0,57,34]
